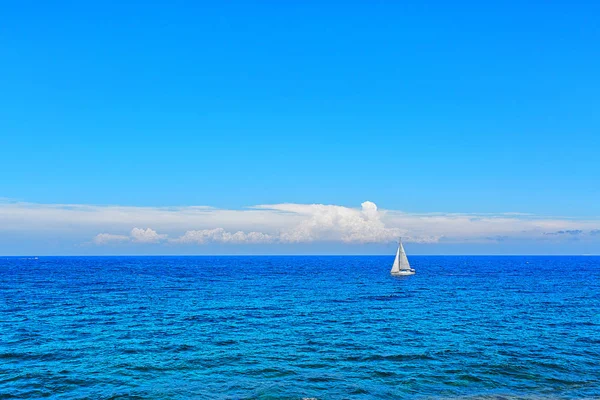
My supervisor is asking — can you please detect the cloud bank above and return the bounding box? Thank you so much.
[93,228,167,244]
[90,201,403,245]
[1,200,599,252]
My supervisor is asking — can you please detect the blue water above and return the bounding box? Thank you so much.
[1,256,599,399]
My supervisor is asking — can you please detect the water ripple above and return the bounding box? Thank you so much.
[1,255,599,399]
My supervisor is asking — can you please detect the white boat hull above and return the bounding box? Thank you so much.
[391,269,415,276]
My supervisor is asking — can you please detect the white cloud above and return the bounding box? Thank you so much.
[267,201,401,243]
[174,228,274,244]
[92,233,130,245]
[92,228,167,245]
[1,200,600,248]
[130,227,167,243]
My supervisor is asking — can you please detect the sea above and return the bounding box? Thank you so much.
[1,256,599,399]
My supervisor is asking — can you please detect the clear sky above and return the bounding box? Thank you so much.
[1,1,599,255]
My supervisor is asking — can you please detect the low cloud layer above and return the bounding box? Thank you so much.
[93,228,167,244]
[174,228,274,244]
[1,200,599,252]
[90,201,402,245]
[544,230,584,236]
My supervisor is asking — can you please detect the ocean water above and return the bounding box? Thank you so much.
[1,256,599,399]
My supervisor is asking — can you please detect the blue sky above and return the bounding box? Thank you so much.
[1,1,599,254]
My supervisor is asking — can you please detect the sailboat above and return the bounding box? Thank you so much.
[390,238,415,276]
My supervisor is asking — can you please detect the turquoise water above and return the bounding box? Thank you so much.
[1,256,599,399]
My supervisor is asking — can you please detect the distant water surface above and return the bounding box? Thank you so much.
[1,256,599,399]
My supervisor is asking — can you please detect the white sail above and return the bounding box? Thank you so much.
[390,246,401,273]
[398,240,411,270]
[390,239,412,274]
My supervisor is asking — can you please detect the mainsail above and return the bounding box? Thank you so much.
[390,239,411,273]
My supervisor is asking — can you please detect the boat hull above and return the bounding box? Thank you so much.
[391,269,416,276]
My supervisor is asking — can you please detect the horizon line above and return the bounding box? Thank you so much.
[2,254,599,257]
